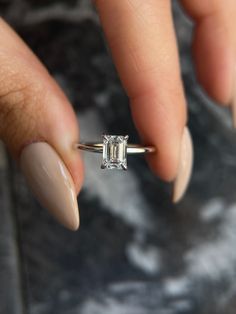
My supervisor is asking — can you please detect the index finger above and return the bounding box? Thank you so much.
[94,0,193,201]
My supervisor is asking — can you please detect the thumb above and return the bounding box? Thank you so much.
[0,19,84,230]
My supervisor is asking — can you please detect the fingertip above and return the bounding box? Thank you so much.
[146,151,179,182]
[69,149,85,195]
[43,91,85,195]
[20,142,81,231]
[172,127,193,203]
[146,126,193,203]
[65,210,80,231]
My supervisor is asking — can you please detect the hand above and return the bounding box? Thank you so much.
[0,1,234,229]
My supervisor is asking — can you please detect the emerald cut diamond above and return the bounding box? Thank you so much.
[102,135,128,170]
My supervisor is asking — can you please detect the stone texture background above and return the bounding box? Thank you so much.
[1,1,236,314]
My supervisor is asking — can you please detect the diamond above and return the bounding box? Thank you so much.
[101,135,128,170]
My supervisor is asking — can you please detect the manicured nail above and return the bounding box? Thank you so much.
[230,64,236,127]
[231,82,236,128]
[172,127,193,203]
[20,142,79,230]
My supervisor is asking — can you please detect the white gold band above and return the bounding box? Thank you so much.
[75,135,155,170]
[76,143,155,154]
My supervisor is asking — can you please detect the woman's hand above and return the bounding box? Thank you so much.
[0,0,235,230]
[0,19,84,230]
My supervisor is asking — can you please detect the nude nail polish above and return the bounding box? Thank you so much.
[172,127,193,203]
[231,86,236,128]
[230,64,236,128]
[20,142,79,230]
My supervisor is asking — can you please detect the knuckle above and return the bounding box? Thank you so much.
[0,74,44,147]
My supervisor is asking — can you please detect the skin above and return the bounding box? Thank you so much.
[0,0,235,196]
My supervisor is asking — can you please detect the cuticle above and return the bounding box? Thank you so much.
[18,138,47,159]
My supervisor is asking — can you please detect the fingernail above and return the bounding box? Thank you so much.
[231,83,236,128]
[172,127,193,203]
[20,142,79,230]
[230,64,236,127]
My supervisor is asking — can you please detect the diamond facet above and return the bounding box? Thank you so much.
[102,135,128,170]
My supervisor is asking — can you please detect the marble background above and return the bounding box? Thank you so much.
[1,1,236,314]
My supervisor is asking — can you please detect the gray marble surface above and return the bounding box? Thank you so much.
[1,1,236,314]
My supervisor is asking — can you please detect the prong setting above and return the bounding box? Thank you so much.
[101,135,128,170]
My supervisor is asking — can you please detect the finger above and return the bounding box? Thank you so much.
[94,0,193,201]
[180,0,236,123]
[0,19,84,230]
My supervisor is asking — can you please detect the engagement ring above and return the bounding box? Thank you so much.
[76,135,155,170]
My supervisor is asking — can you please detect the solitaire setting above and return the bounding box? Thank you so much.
[102,135,128,170]
[76,135,155,170]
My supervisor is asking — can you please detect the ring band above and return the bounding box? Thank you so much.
[76,143,155,154]
[76,135,155,170]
